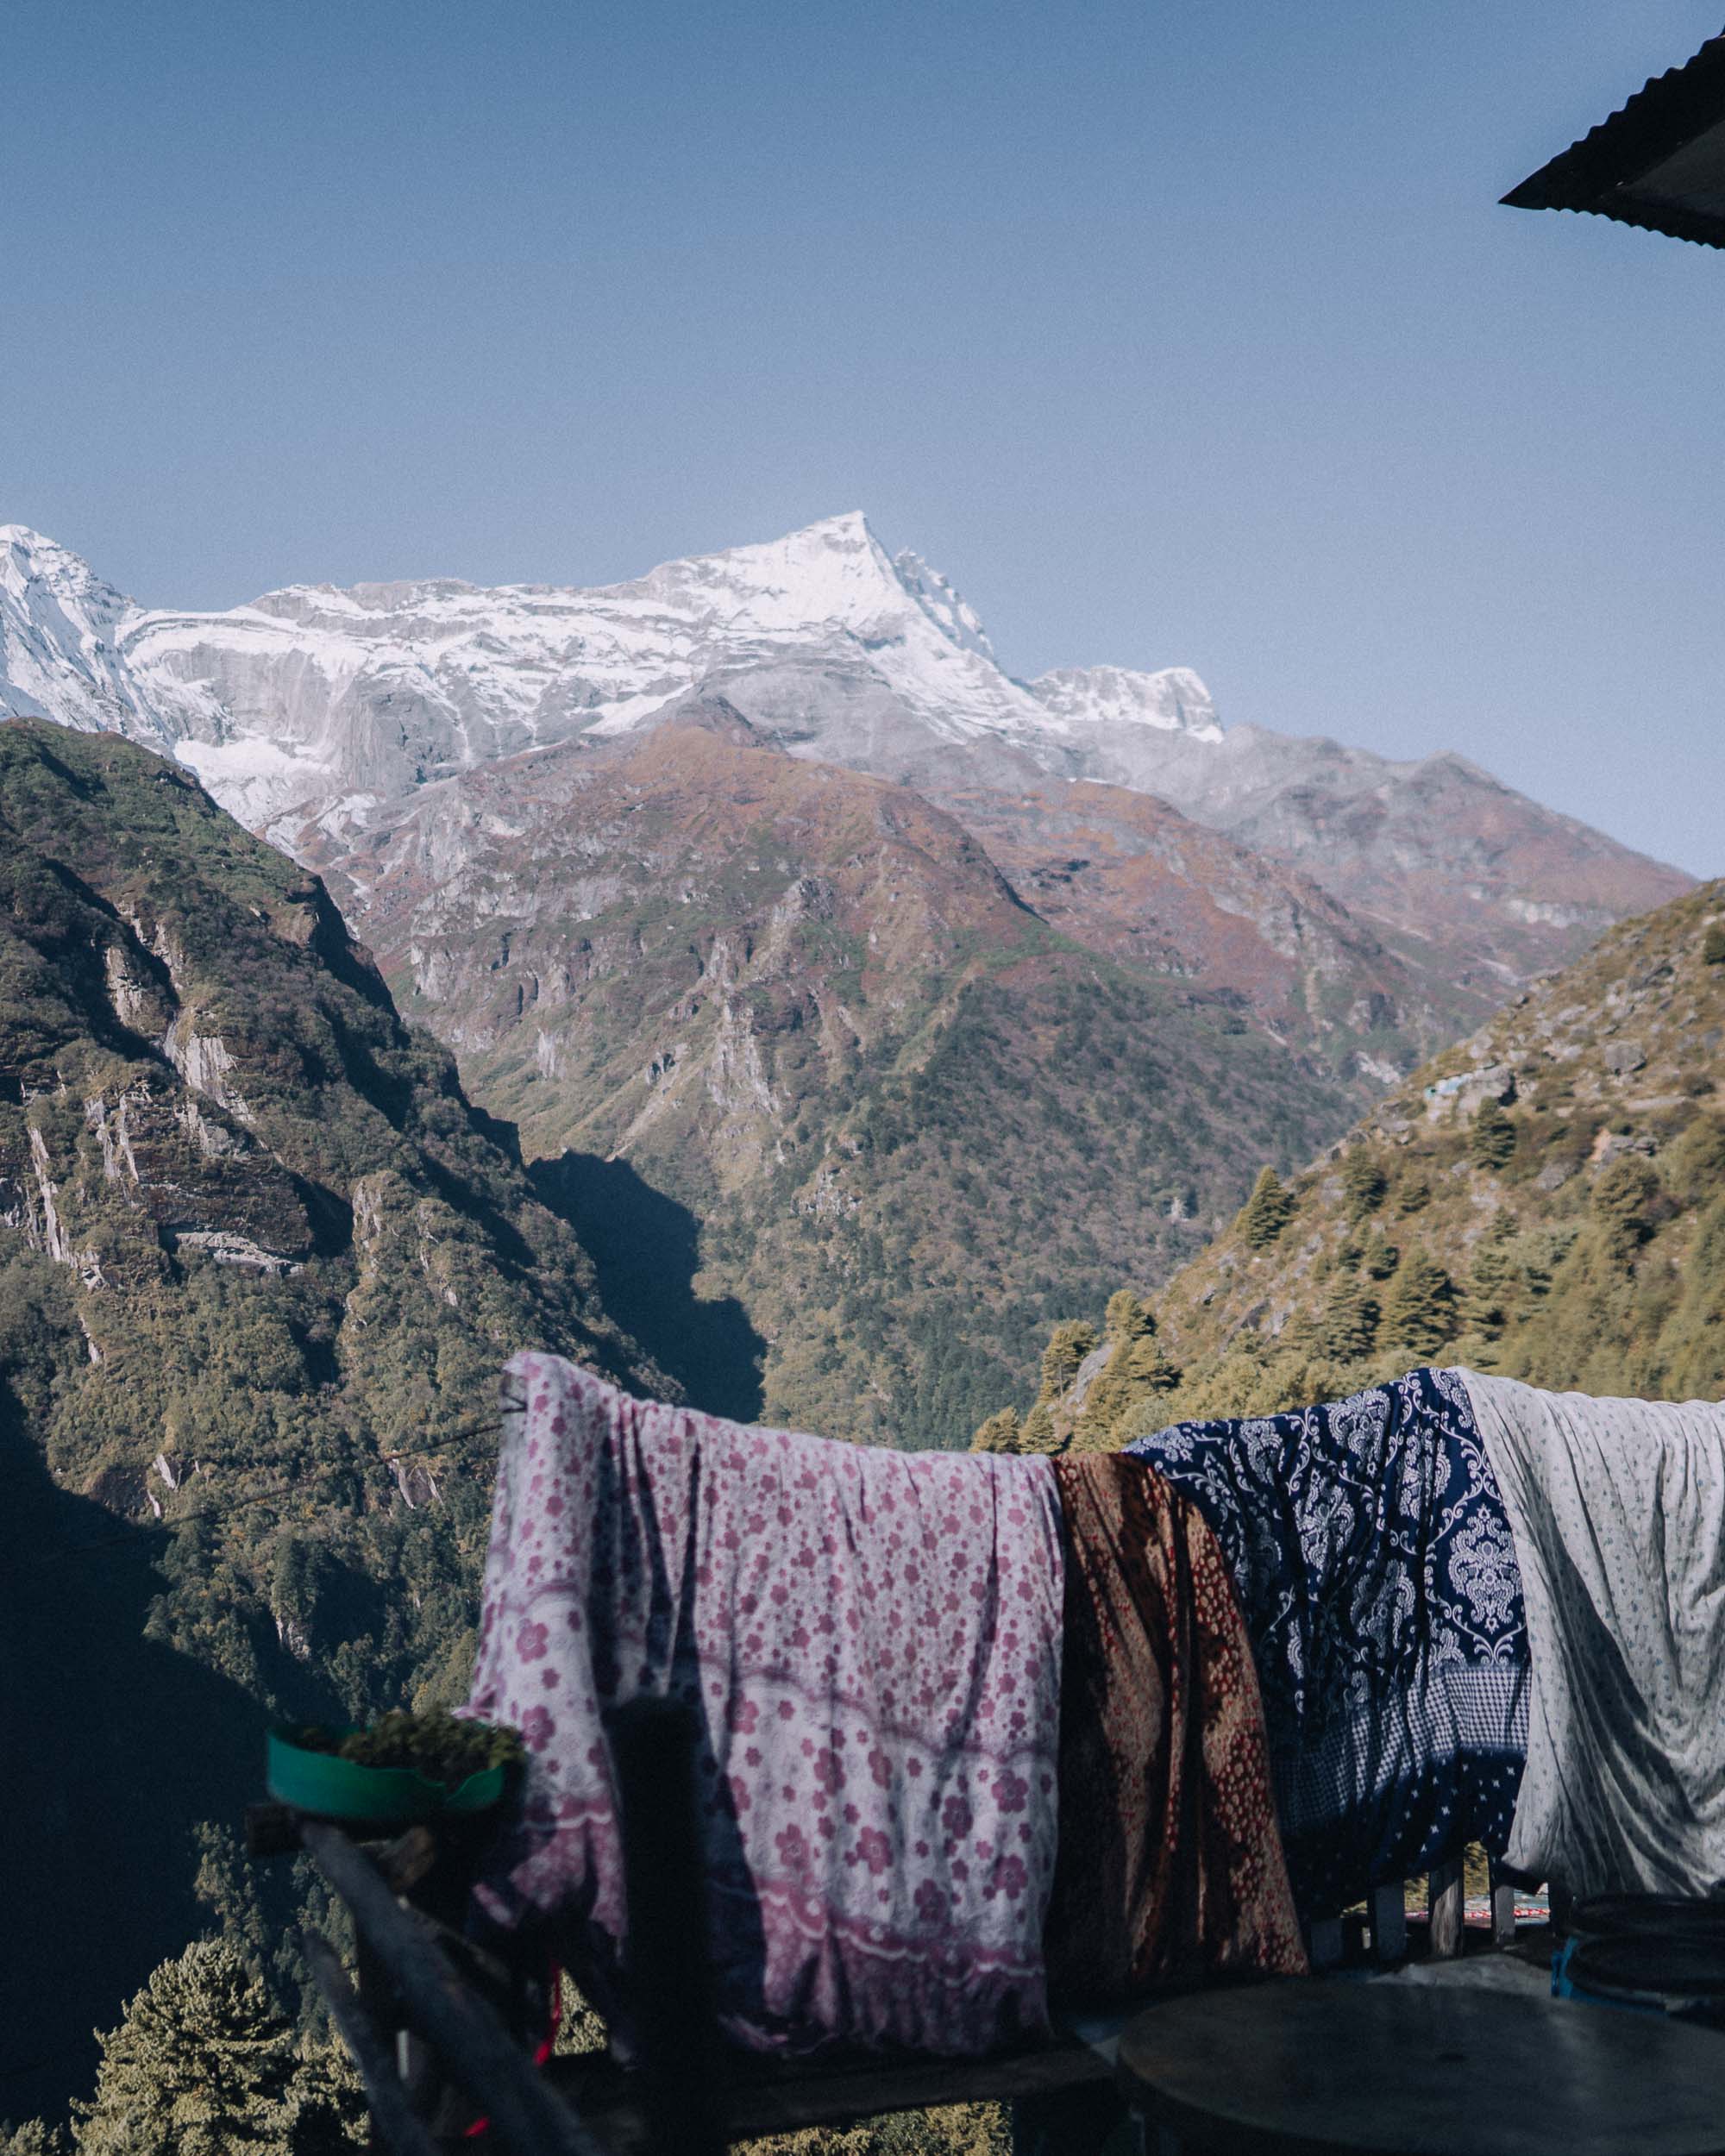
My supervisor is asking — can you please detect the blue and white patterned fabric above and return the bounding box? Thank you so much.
[1124,1367,1528,1921]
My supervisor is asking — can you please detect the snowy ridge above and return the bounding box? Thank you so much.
[0,526,177,748]
[0,513,1220,839]
[1030,662,1223,742]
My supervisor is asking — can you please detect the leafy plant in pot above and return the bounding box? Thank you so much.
[267,1709,526,1825]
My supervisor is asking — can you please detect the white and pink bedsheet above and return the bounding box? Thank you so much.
[466,1352,1066,2056]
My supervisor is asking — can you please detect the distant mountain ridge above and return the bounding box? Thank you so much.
[0,512,1217,845]
[1,516,1688,1014]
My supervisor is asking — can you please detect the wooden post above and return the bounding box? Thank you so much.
[1428,1858,1464,1959]
[1489,1859,1517,1948]
[302,1930,443,2156]
[1371,1881,1408,1964]
[610,1695,727,2156]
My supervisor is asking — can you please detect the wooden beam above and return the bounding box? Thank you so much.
[1427,1859,1464,1959]
[301,1821,610,2156]
[303,1929,443,2156]
[549,2036,1113,2152]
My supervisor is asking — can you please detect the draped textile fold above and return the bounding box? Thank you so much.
[1044,1455,1307,2000]
[465,1353,1067,2058]
[1461,1370,1725,1902]
[1125,1367,1530,1917]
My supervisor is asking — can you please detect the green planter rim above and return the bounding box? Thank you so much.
[265,1726,508,1823]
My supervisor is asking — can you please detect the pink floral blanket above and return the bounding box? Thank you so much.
[466,1353,1067,2056]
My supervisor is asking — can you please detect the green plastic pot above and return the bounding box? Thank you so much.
[266,1727,508,1824]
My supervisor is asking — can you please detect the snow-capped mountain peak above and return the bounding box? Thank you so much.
[0,512,1226,840]
[0,524,178,748]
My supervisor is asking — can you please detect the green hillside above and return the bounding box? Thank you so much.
[0,720,656,2123]
[974,878,1725,1452]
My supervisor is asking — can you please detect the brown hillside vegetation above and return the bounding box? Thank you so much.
[975,878,1725,1451]
[332,702,1371,1445]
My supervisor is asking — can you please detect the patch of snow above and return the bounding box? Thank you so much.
[1028,663,1223,741]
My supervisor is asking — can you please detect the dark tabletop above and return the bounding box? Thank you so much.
[1117,1979,1725,2156]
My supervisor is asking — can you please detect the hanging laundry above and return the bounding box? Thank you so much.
[1043,1454,1306,1999]
[1462,1372,1725,1902]
[1126,1366,1529,1919]
[465,1352,1067,2057]
[464,1354,1306,2056]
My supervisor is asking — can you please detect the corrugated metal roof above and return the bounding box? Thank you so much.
[1503,30,1725,249]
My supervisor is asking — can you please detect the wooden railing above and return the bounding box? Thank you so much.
[1308,1858,1527,1970]
[255,1705,1542,2154]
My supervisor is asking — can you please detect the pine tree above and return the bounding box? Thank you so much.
[1593,1156,1661,1268]
[969,1407,1022,1455]
[1380,1249,1459,1359]
[1360,1228,1400,1281]
[1470,1099,1517,1172]
[1072,1294,1182,1449]
[1018,1402,1064,1455]
[0,2124,69,2155]
[1463,1219,1521,1341]
[1103,1288,1151,1344]
[1123,1332,1182,1397]
[73,1942,361,2156]
[1037,1320,1098,1404]
[1238,1167,1294,1248]
[1340,1148,1388,1221]
[1319,1279,1380,1364]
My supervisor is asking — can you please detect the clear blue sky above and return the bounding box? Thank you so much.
[7,2,1722,874]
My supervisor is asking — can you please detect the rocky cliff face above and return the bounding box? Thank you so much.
[0,712,661,1679]
[0,716,664,2121]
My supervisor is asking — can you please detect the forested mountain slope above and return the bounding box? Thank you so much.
[329,701,1367,1445]
[973,878,1725,1455]
[0,718,655,2121]
[4,517,1697,1447]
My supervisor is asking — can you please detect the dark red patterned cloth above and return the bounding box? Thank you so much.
[1044,1454,1307,2002]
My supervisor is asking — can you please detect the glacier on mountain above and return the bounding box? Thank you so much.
[0,511,1221,839]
